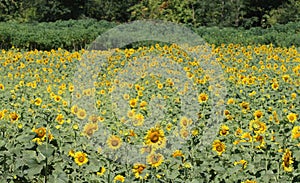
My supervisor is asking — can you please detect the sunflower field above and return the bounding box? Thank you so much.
[0,43,299,183]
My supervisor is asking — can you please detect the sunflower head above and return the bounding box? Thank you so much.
[212,139,226,156]
[144,126,166,150]
[107,135,122,150]
[74,151,88,166]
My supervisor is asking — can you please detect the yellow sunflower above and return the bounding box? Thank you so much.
[219,124,229,136]
[242,180,257,183]
[10,112,19,123]
[129,98,138,108]
[113,175,125,183]
[34,127,47,139]
[179,116,192,128]
[144,127,166,150]
[97,167,106,176]
[234,159,247,169]
[76,109,87,120]
[83,123,98,138]
[253,110,263,119]
[292,126,300,139]
[74,151,88,166]
[282,149,293,172]
[249,120,267,134]
[212,139,226,156]
[34,98,42,106]
[107,135,122,150]
[287,113,297,123]
[198,93,208,103]
[132,163,148,179]
[147,153,164,167]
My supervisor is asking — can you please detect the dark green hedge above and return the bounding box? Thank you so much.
[0,19,299,51]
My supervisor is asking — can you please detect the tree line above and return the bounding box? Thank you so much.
[0,0,299,28]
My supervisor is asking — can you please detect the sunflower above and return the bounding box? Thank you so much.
[113,175,125,183]
[77,109,87,120]
[132,113,144,126]
[254,134,265,149]
[10,112,19,123]
[180,128,189,139]
[68,149,75,157]
[212,139,226,156]
[227,98,235,105]
[144,127,166,150]
[219,124,229,136]
[253,110,263,119]
[71,105,79,114]
[107,135,122,150]
[74,151,88,166]
[234,159,247,169]
[129,98,138,108]
[242,180,257,183]
[55,114,64,125]
[292,126,300,139]
[0,110,5,120]
[287,113,297,123]
[83,123,98,138]
[132,163,147,179]
[147,153,164,167]
[198,93,208,103]
[89,115,99,123]
[249,120,267,134]
[172,150,184,159]
[127,109,136,118]
[282,149,293,172]
[271,82,279,90]
[97,167,106,176]
[0,83,4,90]
[240,132,252,142]
[34,127,47,139]
[179,116,192,128]
[34,98,42,106]
[240,101,250,111]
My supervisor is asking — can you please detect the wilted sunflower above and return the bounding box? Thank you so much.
[147,153,164,167]
[74,151,88,166]
[212,139,226,156]
[107,135,122,150]
[282,149,293,172]
[292,126,300,139]
[144,127,166,150]
[287,113,297,123]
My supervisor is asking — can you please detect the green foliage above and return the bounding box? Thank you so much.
[0,19,299,51]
